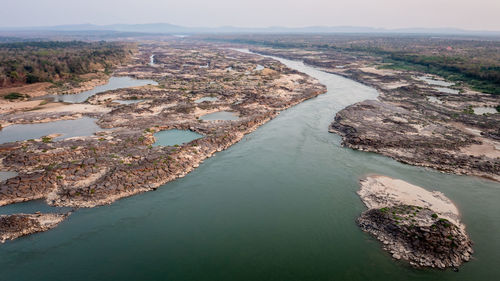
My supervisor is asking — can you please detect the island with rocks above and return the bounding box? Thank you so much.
[357,175,473,269]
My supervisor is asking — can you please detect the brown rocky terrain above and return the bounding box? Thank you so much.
[0,213,68,243]
[0,42,326,240]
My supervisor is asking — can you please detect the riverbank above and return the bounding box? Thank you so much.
[0,42,326,240]
[245,46,499,181]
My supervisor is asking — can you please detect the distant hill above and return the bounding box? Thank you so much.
[1,23,500,36]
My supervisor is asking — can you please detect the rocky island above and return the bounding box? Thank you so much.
[357,175,473,269]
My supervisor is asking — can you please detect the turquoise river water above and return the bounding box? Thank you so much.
[0,54,499,281]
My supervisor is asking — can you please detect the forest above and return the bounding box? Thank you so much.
[0,41,133,88]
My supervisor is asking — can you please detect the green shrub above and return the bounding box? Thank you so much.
[3,92,25,100]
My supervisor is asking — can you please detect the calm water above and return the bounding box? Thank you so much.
[0,200,71,215]
[0,117,104,144]
[473,107,498,115]
[434,87,459,94]
[153,129,203,147]
[0,54,499,281]
[200,111,239,121]
[0,171,18,182]
[417,76,454,87]
[53,76,158,103]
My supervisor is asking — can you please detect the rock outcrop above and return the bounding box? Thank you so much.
[356,175,473,269]
[0,213,68,243]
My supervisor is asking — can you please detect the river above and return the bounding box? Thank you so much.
[0,53,499,281]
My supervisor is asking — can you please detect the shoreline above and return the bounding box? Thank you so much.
[0,42,326,241]
[247,47,499,182]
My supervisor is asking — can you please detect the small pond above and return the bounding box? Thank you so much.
[153,129,203,147]
[434,87,459,94]
[200,111,239,121]
[416,76,454,87]
[0,117,104,144]
[0,171,18,182]
[474,107,498,115]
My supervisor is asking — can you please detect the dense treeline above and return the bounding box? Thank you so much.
[0,41,133,88]
[209,35,500,94]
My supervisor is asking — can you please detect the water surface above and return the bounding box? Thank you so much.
[0,200,71,215]
[0,52,499,281]
[0,171,18,182]
[473,107,497,115]
[153,130,203,147]
[200,111,239,121]
[434,87,459,94]
[53,77,158,103]
[417,76,454,87]
[0,117,103,144]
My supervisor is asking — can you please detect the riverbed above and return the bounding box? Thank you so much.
[0,52,499,281]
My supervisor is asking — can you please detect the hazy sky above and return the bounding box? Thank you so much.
[1,0,500,30]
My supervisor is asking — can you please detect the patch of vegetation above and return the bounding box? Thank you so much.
[0,41,134,88]
[3,92,29,100]
[463,105,474,114]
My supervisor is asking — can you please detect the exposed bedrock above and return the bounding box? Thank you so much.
[330,100,499,181]
[356,175,473,269]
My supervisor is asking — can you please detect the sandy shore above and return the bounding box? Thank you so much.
[358,175,462,226]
